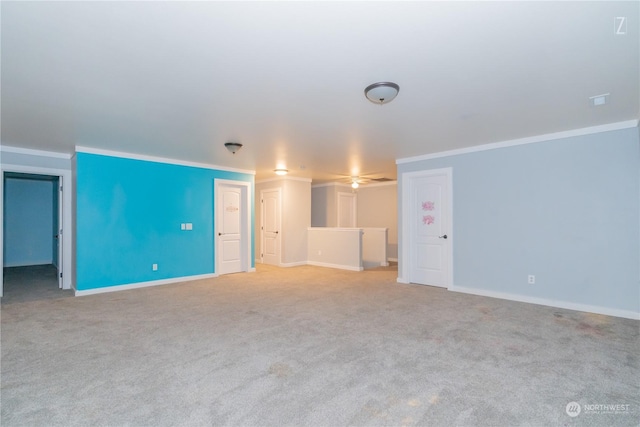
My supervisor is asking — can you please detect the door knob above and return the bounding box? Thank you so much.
[275,231,279,234]
[218,232,224,236]
[439,234,448,239]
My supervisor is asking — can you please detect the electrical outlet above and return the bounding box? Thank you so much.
[153,264,158,271]
[528,275,535,284]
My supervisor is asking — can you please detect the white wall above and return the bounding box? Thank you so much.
[1,149,72,170]
[356,182,397,260]
[307,227,363,271]
[282,179,311,265]
[311,184,339,227]
[255,177,311,266]
[362,227,388,268]
[311,185,329,227]
[397,125,640,319]
[312,181,398,260]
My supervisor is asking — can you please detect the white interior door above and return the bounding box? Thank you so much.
[261,188,281,265]
[337,192,357,227]
[407,169,452,287]
[217,183,245,275]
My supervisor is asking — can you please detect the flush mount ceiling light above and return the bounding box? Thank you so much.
[274,168,288,176]
[364,82,400,105]
[224,142,243,154]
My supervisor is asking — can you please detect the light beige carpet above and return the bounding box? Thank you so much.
[1,264,638,426]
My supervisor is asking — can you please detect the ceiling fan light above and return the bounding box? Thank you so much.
[351,181,359,189]
[364,82,400,105]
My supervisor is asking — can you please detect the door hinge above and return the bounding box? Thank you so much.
[60,186,63,191]
[59,272,63,278]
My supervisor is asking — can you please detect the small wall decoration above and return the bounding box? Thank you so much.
[422,201,435,211]
[422,215,435,225]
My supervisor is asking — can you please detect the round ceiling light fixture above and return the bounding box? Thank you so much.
[224,142,243,154]
[274,168,288,176]
[364,82,400,105]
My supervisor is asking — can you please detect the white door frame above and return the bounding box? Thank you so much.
[55,175,63,288]
[214,179,252,274]
[400,167,453,287]
[0,164,73,295]
[260,187,282,265]
[337,191,357,228]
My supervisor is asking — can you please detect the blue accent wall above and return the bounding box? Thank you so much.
[75,153,254,291]
[398,127,640,314]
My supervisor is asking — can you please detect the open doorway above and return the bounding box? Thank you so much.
[2,172,67,301]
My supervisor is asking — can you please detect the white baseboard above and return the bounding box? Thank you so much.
[388,258,398,262]
[4,260,53,268]
[280,261,308,268]
[396,277,409,284]
[75,273,219,296]
[449,285,640,320]
[307,261,363,272]
[254,260,306,268]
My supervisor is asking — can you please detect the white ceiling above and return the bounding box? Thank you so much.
[1,1,638,183]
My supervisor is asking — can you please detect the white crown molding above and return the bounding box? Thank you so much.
[362,180,397,188]
[312,180,396,189]
[396,120,639,165]
[256,176,312,184]
[311,182,352,189]
[308,227,364,232]
[75,146,256,176]
[0,145,72,159]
